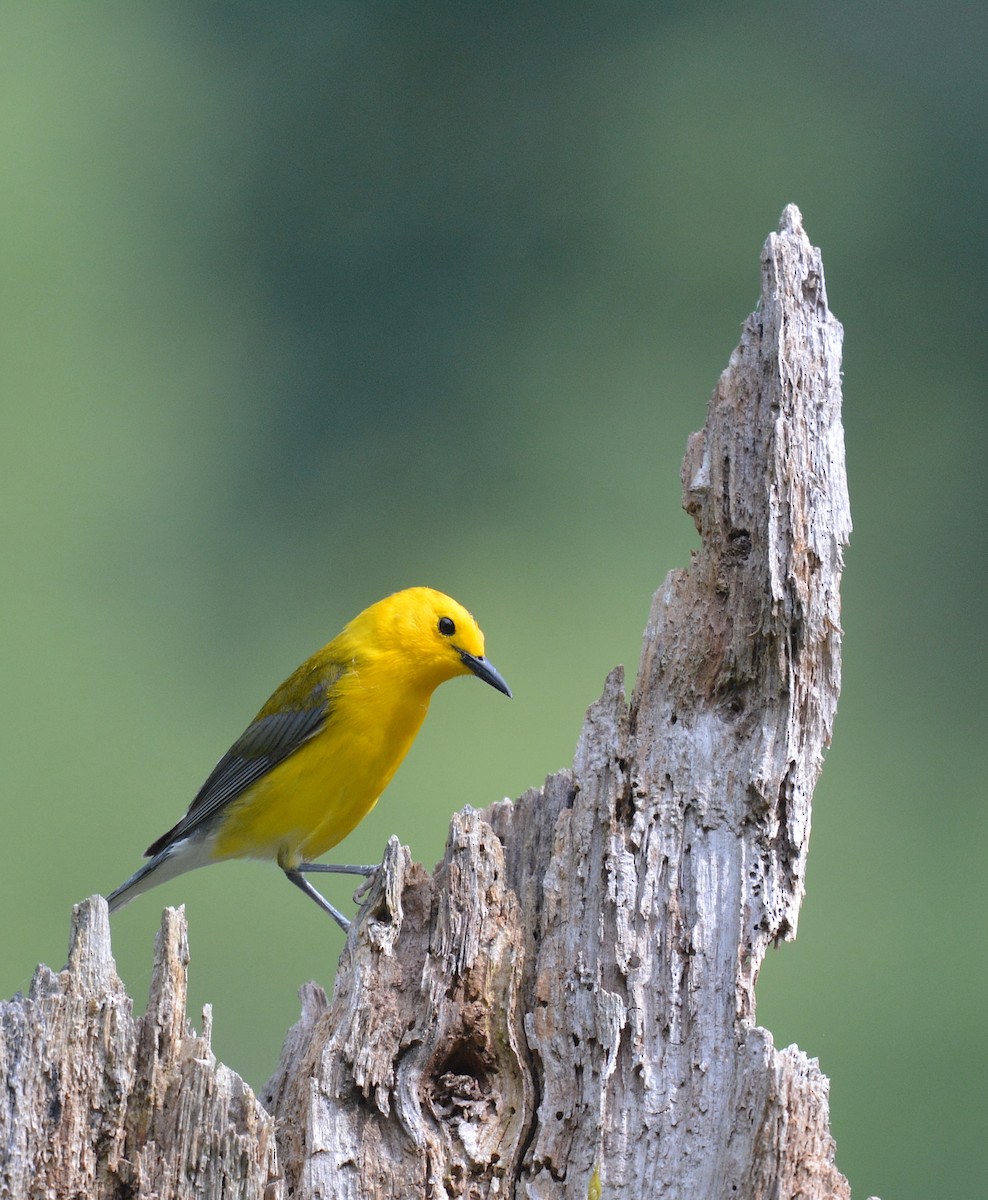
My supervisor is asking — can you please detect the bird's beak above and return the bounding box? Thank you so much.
[459,650,512,698]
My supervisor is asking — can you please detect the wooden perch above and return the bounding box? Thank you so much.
[0,205,853,1199]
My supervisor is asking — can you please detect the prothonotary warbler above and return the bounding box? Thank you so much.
[106,587,511,929]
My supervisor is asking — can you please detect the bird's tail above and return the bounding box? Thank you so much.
[106,838,213,913]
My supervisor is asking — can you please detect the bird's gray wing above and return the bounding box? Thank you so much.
[144,681,333,857]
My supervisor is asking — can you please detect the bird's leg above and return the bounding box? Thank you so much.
[297,860,380,903]
[284,868,351,932]
[295,862,378,876]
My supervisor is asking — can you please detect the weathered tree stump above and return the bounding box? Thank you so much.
[0,205,855,1199]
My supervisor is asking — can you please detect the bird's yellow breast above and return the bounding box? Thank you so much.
[210,670,431,867]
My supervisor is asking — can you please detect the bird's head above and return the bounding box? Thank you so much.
[355,587,512,698]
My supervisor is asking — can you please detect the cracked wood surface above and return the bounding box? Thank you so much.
[0,902,280,1199]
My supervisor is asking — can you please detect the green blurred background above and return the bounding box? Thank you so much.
[2,5,984,1196]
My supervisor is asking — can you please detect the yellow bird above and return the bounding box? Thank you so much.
[106,587,511,929]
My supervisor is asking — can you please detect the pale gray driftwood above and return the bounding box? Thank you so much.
[262,204,854,1198]
[0,901,280,1198]
[0,206,855,1199]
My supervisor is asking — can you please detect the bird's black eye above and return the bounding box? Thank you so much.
[438,617,456,637]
